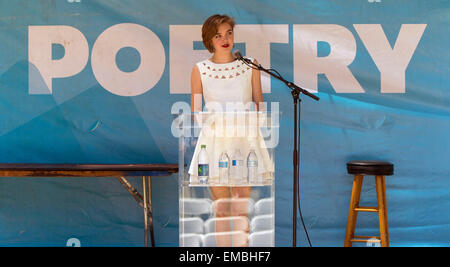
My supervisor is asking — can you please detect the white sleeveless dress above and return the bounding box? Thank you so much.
[188,58,274,184]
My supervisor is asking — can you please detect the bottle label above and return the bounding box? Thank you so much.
[247,160,258,167]
[198,164,209,176]
[219,161,228,168]
[232,160,243,166]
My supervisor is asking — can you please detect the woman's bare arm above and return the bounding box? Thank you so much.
[191,65,203,113]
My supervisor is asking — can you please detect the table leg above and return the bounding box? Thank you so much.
[146,176,155,247]
[142,176,155,247]
[116,176,144,209]
[143,176,149,247]
[117,176,154,247]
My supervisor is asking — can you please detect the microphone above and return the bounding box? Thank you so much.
[232,50,252,64]
[232,50,244,60]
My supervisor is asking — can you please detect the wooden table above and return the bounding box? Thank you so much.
[0,163,178,247]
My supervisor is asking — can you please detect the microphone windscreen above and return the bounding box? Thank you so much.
[233,50,243,59]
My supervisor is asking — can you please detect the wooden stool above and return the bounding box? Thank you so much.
[344,161,394,247]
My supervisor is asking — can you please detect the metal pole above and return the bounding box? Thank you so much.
[147,176,155,247]
[293,93,298,247]
[143,176,149,247]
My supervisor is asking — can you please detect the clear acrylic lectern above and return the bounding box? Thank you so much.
[176,111,278,247]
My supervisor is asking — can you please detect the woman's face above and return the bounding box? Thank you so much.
[211,23,234,53]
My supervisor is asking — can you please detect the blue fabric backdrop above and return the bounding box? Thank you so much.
[0,0,448,246]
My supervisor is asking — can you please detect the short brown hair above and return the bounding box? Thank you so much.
[202,14,235,53]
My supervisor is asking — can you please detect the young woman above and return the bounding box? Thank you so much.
[189,14,271,247]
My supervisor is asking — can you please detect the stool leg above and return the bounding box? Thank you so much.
[344,175,363,247]
[376,175,389,247]
[381,176,389,246]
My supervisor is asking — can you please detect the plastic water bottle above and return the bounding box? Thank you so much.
[219,151,230,184]
[247,149,258,184]
[198,144,209,184]
[231,149,244,184]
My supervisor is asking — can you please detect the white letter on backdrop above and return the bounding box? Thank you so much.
[234,25,289,93]
[91,23,165,96]
[354,24,427,93]
[169,25,211,94]
[28,26,89,94]
[293,24,364,93]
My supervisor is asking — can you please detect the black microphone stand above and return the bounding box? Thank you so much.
[238,56,319,247]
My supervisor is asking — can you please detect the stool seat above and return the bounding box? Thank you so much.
[347,160,394,176]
